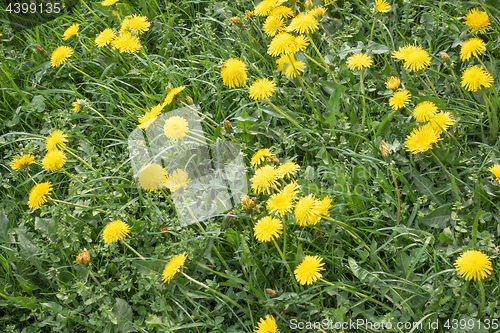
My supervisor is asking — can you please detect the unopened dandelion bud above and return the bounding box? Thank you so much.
[159,226,169,237]
[379,141,391,157]
[245,10,254,18]
[305,0,313,10]
[35,45,44,52]
[241,195,256,210]
[270,156,280,164]
[222,120,232,130]
[224,211,236,222]
[186,96,193,104]
[74,248,90,264]
[265,288,276,297]
[230,16,242,24]
[439,51,450,61]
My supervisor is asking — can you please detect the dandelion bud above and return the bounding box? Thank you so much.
[230,16,242,24]
[74,248,90,264]
[241,195,256,210]
[385,76,400,90]
[245,10,254,18]
[439,51,450,61]
[186,96,193,104]
[270,156,280,164]
[35,45,44,52]
[265,288,276,297]
[305,0,313,10]
[159,226,169,237]
[72,99,86,113]
[379,141,391,157]
[222,120,232,130]
[224,211,236,221]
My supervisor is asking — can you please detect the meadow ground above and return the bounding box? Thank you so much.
[1,0,500,332]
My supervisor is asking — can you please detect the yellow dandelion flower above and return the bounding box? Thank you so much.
[309,6,326,18]
[74,248,90,264]
[346,53,373,71]
[294,255,325,285]
[162,252,187,283]
[250,165,281,195]
[249,78,276,101]
[460,38,486,62]
[95,28,116,47]
[267,191,295,216]
[277,161,300,178]
[250,148,274,169]
[241,195,256,210]
[405,124,441,154]
[253,216,283,242]
[324,0,336,3]
[102,220,130,244]
[112,32,142,54]
[72,99,84,112]
[51,46,73,68]
[373,0,391,13]
[489,164,500,185]
[102,0,118,5]
[10,154,35,171]
[385,76,400,90]
[429,112,455,133]
[392,44,419,62]
[254,314,278,333]
[46,130,68,151]
[164,86,185,105]
[254,0,286,16]
[454,250,492,281]
[403,47,431,72]
[163,115,189,140]
[461,65,493,92]
[276,54,306,78]
[413,101,438,122]
[294,194,322,226]
[125,14,150,35]
[388,90,411,110]
[220,58,248,88]
[267,32,297,56]
[317,196,332,216]
[42,150,67,172]
[463,8,491,33]
[245,10,254,19]
[282,182,300,197]
[62,23,79,40]
[138,103,164,130]
[379,140,391,157]
[263,16,284,37]
[137,163,165,191]
[269,6,294,19]
[165,168,189,192]
[286,12,319,34]
[293,35,310,53]
[28,181,53,210]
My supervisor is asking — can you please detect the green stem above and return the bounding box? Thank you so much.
[272,239,299,293]
[423,71,437,94]
[389,166,401,225]
[60,167,83,184]
[181,272,244,311]
[471,209,481,248]
[88,269,103,288]
[370,18,376,41]
[481,90,497,142]
[448,67,465,99]
[478,280,486,317]
[415,71,433,93]
[87,106,127,140]
[64,147,97,172]
[120,239,145,259]
[360,69,366,127]
[68,63,99,83]
[302,52,328,71]
[49,198,106,213]
[308,36,337,83]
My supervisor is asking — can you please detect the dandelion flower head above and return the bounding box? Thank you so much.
[263,16,284,37]
[403,47,431,72]
[51,46,73,68]
[220,58,248,88]
[286,12,319,34]
[277,161,300,178]
[488,164,500,185]
[277,54,306,79]
[454,250,492,281]
[346,53,373,71]
[95,28,116,47]
[269,6,294,19]
[102,220,130,244]
[405,124,441,154]
[250,165,281,195]
[294,194,322,226]
[249,78,276,101]
[385,76,400,90]
[388,90,411,110]
[373,0,391,13]
[112,31,142,53]
[74,248,90,264]
[282,181,300,196]
[162,252,187,283]
[267,191,295,216]
[413,101,438,123]
[254,0,287,16]
[165,168,189,192]
[165,86,185,105]
[46,130,68,151]
[461,65,493,92]
[253,216,283,242]
[138,103,165,130]
[294,255,325,285]
[254,314,278,333]
[429,112,455,133]
[250,148,275,169]
[125,14,150,35]
[10,154,35,171]
[42,149,67,172]
[28,182,52,210]
[309,6,326,18]
[267,32,297,56]
[164,115,189,140]
[463,8,491,33]
[460,37,486,62]
[102,0,118,5]
[392,44,419,62]
[138,163,165,191]
[62,23,79,40]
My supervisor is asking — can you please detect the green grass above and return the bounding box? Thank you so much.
[1,0,500,332]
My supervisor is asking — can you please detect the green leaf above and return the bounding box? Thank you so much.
[412,173,443,205]
[419,204,452,228]
[0,213,9,242]
[113,298,135,333]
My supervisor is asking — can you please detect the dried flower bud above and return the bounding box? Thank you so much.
[314,228,324,238]
[159,226,169,237]
[74,248,90,264]
[270,156,280,164]
[439,52,449,61]
[245,10,254,18]
[222,120,232,130]
[379,140,391,157]
[224,211,236,221]
[186,96,193,104]
[241,195,256,210]
[230,16,242,24]
[305,0,313,10]
[35,45,44,52]
[265,288,276,297]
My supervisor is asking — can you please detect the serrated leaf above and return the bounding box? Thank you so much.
[419,205,452,228]
[412,173,442,205]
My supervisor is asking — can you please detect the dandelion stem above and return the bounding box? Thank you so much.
[60,168,83,184]
[87,106,127,140]
[68,63,99,83]
[64,147,97,172]
[481,90,497,142]
[49,198,106,213]
[308,35,337,83]
[181,272,244,311]
[359,69,367,127]
[415,71,434,94]
[120,239,145,260]
[423,71,437,94]
[452,280,469,319]
[389,166,401,225]
[272,239,300,294]
[87,268,103,288]
[302,52,328,71]
[478,280,486,317]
